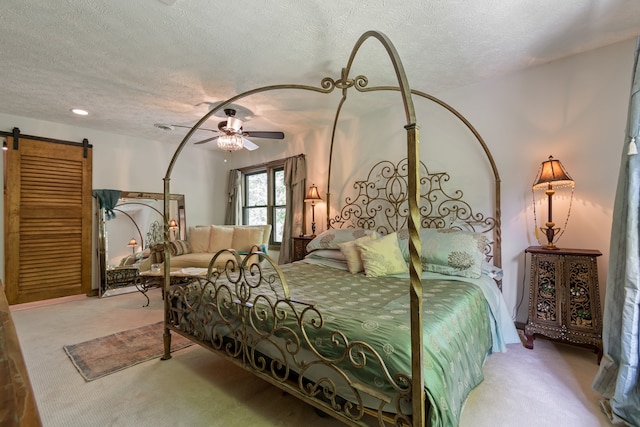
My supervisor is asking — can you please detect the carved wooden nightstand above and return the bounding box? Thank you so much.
[524,246,602,362]
[291,236,313,262]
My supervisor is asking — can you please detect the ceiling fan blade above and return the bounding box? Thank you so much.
[193,135,219,145]
[242,137,259,151]
[163,124,220,133]
[243,131,284,139]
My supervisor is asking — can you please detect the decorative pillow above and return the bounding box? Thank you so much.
[355,232,407,277]
[304,249,346,261]
[420,229,488,279]
[306,228,379,252]
[209,225,234,253]
[231,226,265,252]
[141,247,151,258]
[119,254,137,266]
[169,240,191,256]
[189,226,211,253]
[303,252,350,271]
[138,257,152,272]
[338,234,377,274]
[149,242,165,264]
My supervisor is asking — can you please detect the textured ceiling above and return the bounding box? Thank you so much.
[0,0,638,148]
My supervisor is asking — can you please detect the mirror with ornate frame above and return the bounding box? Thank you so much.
[97,191,186,296]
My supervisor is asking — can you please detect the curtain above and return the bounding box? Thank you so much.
[92,189,121,220]
[225,169,242,225]
[278,155,306,264]
[592,37,640,426]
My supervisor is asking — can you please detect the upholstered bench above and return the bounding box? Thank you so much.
[141,224,271,271]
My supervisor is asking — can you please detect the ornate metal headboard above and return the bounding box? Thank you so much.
[329,157,498,261]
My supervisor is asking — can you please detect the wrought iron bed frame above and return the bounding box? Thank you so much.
[160,30,501,427]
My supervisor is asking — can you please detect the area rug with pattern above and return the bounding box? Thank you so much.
[63,321,193,381]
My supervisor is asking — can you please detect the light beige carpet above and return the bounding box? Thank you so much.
[10,288,612,427]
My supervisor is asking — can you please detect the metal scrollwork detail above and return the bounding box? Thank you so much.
[166,249,414,424]
[569,261,592,327]
[330,158,496,256]
[535,259,557,321]
[320,77,337,91]
[353,75,369,90]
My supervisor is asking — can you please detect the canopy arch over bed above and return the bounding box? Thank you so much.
[162,30,502,427]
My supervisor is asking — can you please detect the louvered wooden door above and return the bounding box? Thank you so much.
[4,133,92,304]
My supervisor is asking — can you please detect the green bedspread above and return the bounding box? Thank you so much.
[171,261,493,427]
[279,262,492,427]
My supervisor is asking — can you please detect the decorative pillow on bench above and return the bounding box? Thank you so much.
[189,226,211,252]
[149,242,165,265]
[169,240,191,256]
[231,227,265,252]
[209,225,234,252]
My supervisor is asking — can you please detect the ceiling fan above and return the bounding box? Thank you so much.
[192,108,285,151]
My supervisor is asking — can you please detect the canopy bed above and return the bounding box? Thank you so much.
[158,31,518,427]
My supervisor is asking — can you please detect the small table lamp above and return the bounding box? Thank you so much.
[532,155,574,249]
[168,219,179,240]
[127,238,138,255]
[304,184,322,237]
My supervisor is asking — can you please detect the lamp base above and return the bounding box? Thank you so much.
[540,225,561,250]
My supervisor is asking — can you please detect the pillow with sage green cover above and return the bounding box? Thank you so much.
[397,228,487,279]
[355,232,407,277]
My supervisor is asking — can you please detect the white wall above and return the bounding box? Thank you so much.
[438,38,636,322]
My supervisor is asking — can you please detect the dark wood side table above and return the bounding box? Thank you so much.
[524,246,603,362]
[291,236,314,262]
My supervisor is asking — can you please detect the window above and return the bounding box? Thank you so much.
[243,163,286,245]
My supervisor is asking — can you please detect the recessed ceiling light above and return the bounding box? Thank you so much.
[71,108,89,116]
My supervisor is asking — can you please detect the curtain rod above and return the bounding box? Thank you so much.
[236,153,305,173]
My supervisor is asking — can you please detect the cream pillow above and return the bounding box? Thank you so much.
[338,235,376,274]
[231,226,264,252]
[188,226,211,253]
[355,232,407,277]
[209,225,234,253]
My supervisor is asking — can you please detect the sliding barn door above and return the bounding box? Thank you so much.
[4,131,92,304]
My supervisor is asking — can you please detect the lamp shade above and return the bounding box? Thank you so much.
[127,238,138,247]
[168,219,178,230]
[304,185,322,202]
[532,156,574,190]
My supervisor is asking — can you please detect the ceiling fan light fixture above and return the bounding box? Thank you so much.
[226,116,243,132]
[217,134,244,151]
